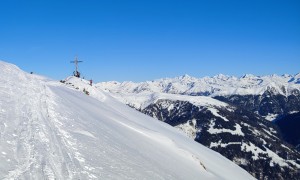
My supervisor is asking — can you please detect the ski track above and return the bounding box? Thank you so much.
[0,74,97,179]
[0,62,255,180]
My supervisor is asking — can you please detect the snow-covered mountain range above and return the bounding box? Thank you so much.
[0,60,254,179]
[95,73,300,179]
[97,73,300,97]
[97,73,300,120]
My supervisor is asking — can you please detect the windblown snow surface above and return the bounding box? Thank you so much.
[0,61,254,180]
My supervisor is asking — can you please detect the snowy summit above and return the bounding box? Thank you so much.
[0,60,254,179]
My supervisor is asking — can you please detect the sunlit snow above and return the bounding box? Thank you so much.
[0,61,254,179]
[97,73,300,97]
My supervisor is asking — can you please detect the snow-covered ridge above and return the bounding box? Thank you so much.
[102,91,230,110]
[0,60,254,179]
[97,73,300,97]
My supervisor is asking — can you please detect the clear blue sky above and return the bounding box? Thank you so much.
[0,0,299,82]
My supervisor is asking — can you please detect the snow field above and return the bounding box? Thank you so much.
[0,61,254,179]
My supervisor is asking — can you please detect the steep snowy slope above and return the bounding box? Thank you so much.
[0,61,254,179]
[94,76,300,179]
[141,99,300,179]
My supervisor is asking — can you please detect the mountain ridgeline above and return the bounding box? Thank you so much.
[0,61,256,179]
[96,73,300,180]
[98,73,300,119]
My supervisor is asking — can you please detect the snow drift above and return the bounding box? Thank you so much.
[0,61,254,179]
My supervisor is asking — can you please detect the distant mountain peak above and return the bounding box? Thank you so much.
[177,74,194,80]
[294,72,300,79]
[98,72,300,97]
[214,73,229,79]
[283,74,292,78]
[241,74,256,79]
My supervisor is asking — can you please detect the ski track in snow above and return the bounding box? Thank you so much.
[0,70,97,179]
[0,61,255,180]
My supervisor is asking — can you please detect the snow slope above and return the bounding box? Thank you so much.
[97,73,300,97]
[0,61,254,179]
[95,91,230,111]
